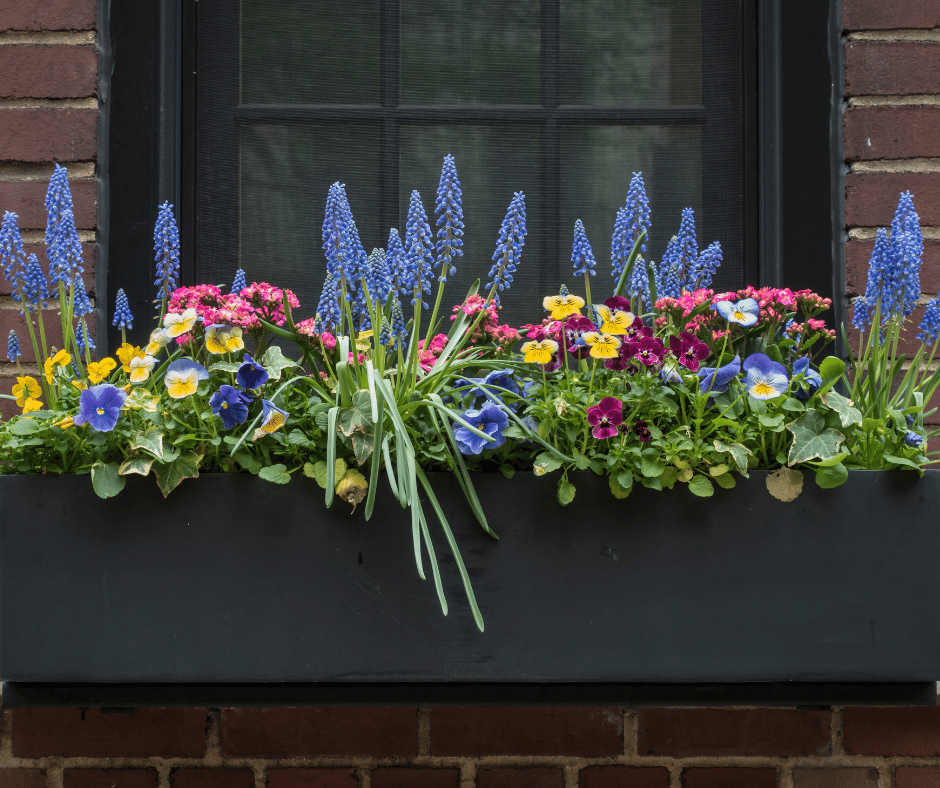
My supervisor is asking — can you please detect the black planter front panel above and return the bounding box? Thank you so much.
[1,471,938,683]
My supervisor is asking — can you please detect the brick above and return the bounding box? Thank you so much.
[370,770,459,788]
[681,769,777,788]
[792,767,879,788]
[846,42,940,96]
[266,770,358,788]
[843,0,940,30]
[845,173,940,228]
[580,767,670,788]
[0,0,96,31]
[12,708,207,758]
[476,768,563,788]
[637,709,830,757]
[169,771,255,788]
[845,240,940,297]
[429,707,623,757]
[896,767,940,787]
[221,708,417,757]
[0,178,96,229]
[0,311,97,364]
[0,769,46,788]
[845,106,940,161]
[0,108,97,163]
[64,769,159,788]
[0,46,97,99]
[843,706,940,755]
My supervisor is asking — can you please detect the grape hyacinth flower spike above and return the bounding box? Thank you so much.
[112,287,134,344]
[571,219,597,307]
[231,268,247,295]
[612,172,652,310]
[153,201,181,317]
[6,329,22,366]
[485,192,527,308]
[45,163,84,288]
[403,190,434,310]
[434,154,464,282]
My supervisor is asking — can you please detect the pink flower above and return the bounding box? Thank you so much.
[669,331,710,372]
[587,397,623,439]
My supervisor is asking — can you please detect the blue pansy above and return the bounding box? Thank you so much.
[904,431,924,449]
[73,384,127,432]
[715,298,760,327]
[791,357,822,400]
[209,385,253,430]
[743,353,789,400]
[236,353,269,389]
[453,402,510,455]
[697,355,741,396]
[459,368,520,406]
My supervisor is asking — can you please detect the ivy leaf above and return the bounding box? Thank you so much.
[91,461,126,499]
[822,390,862,427]
[208,361,242,373]
[688,475,714,497]
[557,479,576,506]
[261,345,299,381]
[350,431,375,466]
[124,389,160,412]
[119,456,155,477]
[786,409,846,465]
[130,426,166,460]
[259,463,291,484]
[337,389,373,437]
[714,439,752,476]
[152,452,202,498]
[815,461,848,488]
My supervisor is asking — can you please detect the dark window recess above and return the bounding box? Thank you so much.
[194,0,756,328]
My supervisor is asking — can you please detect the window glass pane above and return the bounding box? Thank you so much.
[399,126,543,328]
[240,0,380,104]
[400,0,541,105]
[236,124,381,316]
[559,0,701,106]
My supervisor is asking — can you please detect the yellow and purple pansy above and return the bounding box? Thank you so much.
[163,307,199,338]
[742,353,789,400]
[145,329,170,356]
[259,399,289,433]
[594,304,635,335]
[582,331,621,359]
[542,290,585,321]
[165,358,209,398]
[205,324,245,354]
[520,338,558,365]
[129,354,157,383]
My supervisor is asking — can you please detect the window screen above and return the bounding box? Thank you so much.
[195,0,754,327]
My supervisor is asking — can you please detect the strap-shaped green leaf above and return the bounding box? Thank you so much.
[325,406,339,508]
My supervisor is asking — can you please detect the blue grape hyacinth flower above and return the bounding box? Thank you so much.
[231,268,247,294]
[571,219,596,277]
[6,329,21,363]
[153,201,181,300]
[434,154,464,282]
[917,295,940,343]
[112,287,134,331]
[45,164,84,287]
[403,190,434,309]
[486,192,527,308]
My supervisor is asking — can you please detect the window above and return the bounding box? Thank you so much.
[104,0,840,349]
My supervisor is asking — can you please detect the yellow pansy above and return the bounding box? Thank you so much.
[582,331,622,359]
[129,354,157,383]
[71,380,87,391]
[12,376,41,409]
[163,308,198,338]
[520,339,559,365]
[21,398,43,414]
[595,304,635,335]
[205,324,245,354]
[542,292,584,321]
[43,349,71,384]
[116,343,145,372]
[87,357,118,384]
[145,329,170,356]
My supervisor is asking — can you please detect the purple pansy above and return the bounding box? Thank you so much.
[587,397,623,439]
[236,353,269,389]
[209,385,253,429]
[73,383,127,432]
[453,402,510,455]
[697,355,742,396]
[792,357,822,400]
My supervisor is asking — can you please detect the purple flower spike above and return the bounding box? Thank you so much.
[743,353,789,400]
[236,353,269,389]
[698,355,742,396]
[587,397,623,439]
[453,402,509,456]
[73,383,127,432]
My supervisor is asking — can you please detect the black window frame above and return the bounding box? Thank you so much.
[102,0,844,353]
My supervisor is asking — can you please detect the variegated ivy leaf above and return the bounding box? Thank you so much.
[822,390,862,427]
[786,409,846,465]
[337,389,373,437]
[124,388,160,413]
[153,452,202,498]
[713,439,752,476]
[130,426,165,460]
[119,456,155,477]
[91,461,125,499]
[261,345,299,381]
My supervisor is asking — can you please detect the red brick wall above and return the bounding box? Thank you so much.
[0,1,939,786]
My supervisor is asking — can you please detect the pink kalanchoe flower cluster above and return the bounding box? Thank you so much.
[218,282,300,329]
[450,295,520,354]
[167,284,228,325]
[417,333,449,371]
[786,319,836,343]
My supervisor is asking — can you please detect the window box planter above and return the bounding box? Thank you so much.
[1,470,938,691]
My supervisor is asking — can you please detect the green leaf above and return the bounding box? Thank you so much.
[758,413,785,429]
[786,409,846,465]
[534,451,563,476]
[557,479,576,506]
[287,429,315,448]
[819,356,846,383]
[261,344,299,381]
[130,426,166,460]
[9,419,40,435]
[714,439,752,476]
[640,454,665,478]
[713,472,736,489]
[303,461,321,481]
[119,456,155,477]
[233,449,262,474]
[259,463,291,484]
[660,465,679,489]
[687,475,714,497]
[91,461,126,499]
[822,390,862,427]
[500,464,515,479]
[883,453,923,471]
[349,431,375,466]
[208,361,242,373]
[573,450,590,470]
[337,389,373,437]
[814,451,849,468]
[609,473,632,499]
[616,470,634,491]
[815,461,848,488]
[152,452,202,498]
[782,397,805,412]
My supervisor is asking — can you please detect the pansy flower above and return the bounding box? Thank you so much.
[543,289,585,320]
[587,397,623,439]
[582,331,621,359]
[714,298,759,327]
[259,398,289,433]
[659,357,683,383]
[72,383,127,432]
[563,314,595,359]
[904,431,925,448]
[236,353,269,389]
[669,331,710,372]
[521,338,558,365]
[698,355,741,396]
[86,357,117,385]
[205,324,245,354]
[453,401,510,455]
[43,349,71,384]
[165,358,209,398]
[604,295,632,312]
[743,353,789,400]
[209,385,253,429]
[145,328,170,356]
[791,357,822,400]
[460,368,521,403]
[12,375,42,413]
[633,420,652,442]
[116,342,145,373]
[163,307,199,338]
[594,304,635,335]
[630,336,665,366]
[129,354,157,383]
